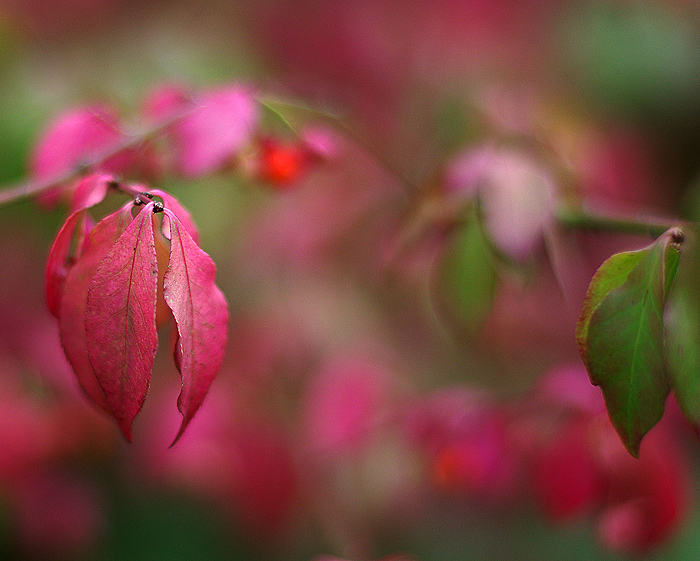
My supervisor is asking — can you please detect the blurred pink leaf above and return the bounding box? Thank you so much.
[302,357,389,458]
[46,209,91,318]
[594,421,691,554]
[141,83,191,123]
[444,147,555,261]
[85,202,159,440]
[69,173,114,211]
[163,210,228,444]
[171,85,260,177]
[300,126,341,163]
[532,417,605,522]
[59,204,133,412]
[30,106,126,207]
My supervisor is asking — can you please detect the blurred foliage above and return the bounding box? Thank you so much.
[3,1,700,560]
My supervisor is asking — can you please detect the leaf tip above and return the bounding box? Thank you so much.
[169,418,190,448]
[118,420,134,443]
[623,438,641,459]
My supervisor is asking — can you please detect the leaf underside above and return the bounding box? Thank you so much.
[46,209,91,318]
[60,205,133,413]
[150,188,200,243]
[667,232,700,423]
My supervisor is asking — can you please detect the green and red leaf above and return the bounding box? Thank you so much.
[576,229,682,456]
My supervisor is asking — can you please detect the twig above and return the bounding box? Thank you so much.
[256,95,419,194]
[0,107,196,207]
[555,206,690,238]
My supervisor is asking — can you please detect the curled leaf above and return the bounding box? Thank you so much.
[59,204,133,412]
[163,210,228,444]
[70,173,114,211]
[150,189,199,243]
[576,250,646,369]
[46,210,91,318]
[85,202,159,440]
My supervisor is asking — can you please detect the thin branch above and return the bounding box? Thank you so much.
[256,95,419,194]
[0,107,196,207]
[555,206,691,239]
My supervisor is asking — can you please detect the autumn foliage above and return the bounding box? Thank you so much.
[35,90,243,442]
[4,2,700,560]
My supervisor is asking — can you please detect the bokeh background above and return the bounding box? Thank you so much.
[3,1,700,560]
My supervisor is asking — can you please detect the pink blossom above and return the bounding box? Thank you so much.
[527,366,693,553]
[406,388,520,503]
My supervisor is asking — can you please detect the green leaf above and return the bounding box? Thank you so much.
[577,229,683,456]
[667,231,700,423]
[576,249,645,368]
[432,205,498,339]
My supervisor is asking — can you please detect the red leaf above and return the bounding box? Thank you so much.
[46,210,91,318]
[59,205,133,412]
[85,202,160,440]
[163,210,228,444]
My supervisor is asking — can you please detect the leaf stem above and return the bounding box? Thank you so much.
[555,207,689,238]
[110,181,154,205]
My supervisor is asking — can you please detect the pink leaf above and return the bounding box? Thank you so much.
[46,210,91,318]
[141,83,191,123]
[30,106,126,207]
[149,189,199,243]
[171,85,259,177]
[59,205,133,412]
[85,202,160,440]
[163,210,228,444]
[69,173,114,211]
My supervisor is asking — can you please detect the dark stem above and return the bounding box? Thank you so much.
[111,181,153,204]
[555,207,690,238]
